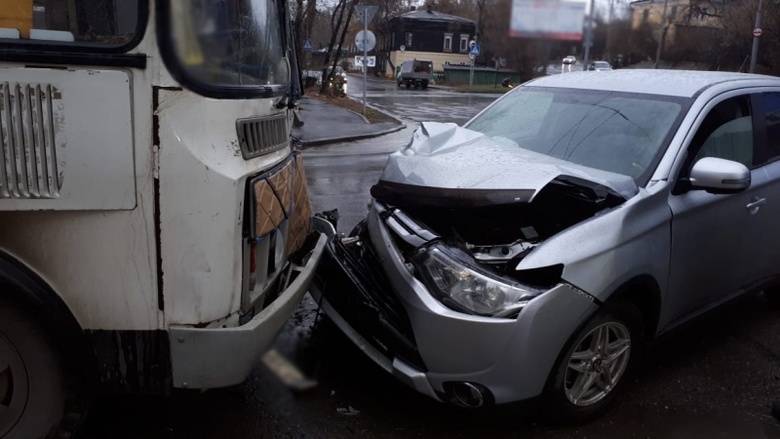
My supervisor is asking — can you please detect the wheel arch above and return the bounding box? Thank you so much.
[604,274,662,339]
[0,250,96,383]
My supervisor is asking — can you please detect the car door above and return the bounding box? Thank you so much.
[748,91,780,283]
[666,92,768,322]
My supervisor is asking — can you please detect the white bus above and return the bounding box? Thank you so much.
[0,1,329,437]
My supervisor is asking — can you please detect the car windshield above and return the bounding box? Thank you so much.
[595,62,611,68]
[465,87,685,183]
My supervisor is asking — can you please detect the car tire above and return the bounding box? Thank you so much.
[405,82,411,89]
[543,299,644,424]
[421,80,429,89]
[0,297,86,439]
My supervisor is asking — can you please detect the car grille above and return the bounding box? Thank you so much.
[319,233,426,371]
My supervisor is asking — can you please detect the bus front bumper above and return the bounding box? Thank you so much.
[167,218,331,389]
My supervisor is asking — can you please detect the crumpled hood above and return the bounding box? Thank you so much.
[377,122,639,201]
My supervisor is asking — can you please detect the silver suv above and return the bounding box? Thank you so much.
[311,70,780,422]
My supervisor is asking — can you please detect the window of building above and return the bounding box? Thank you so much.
[670,6,678,19]
[405,32,413,48]
[459,35,469,52]
[443,33,452,52]
[642,9,649,23]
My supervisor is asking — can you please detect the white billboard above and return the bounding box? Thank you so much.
[510,0,586,41]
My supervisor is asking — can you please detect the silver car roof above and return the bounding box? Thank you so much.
[526,69,780,97]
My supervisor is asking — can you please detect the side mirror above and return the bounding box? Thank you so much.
[689,157,751,194]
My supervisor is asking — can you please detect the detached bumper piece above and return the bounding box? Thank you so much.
[316,234,427,372]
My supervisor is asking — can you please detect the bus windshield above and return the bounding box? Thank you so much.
[168,0,290,91]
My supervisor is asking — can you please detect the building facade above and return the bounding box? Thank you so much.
[379,6,476,77]
[630,0,725,45]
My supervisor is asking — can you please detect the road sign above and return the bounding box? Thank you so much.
[470,44,481,57]
[753,27,763,37]
[355,30,376,52]
[355,56,376,67]
[303,39,313,51]
[354,5,378,23]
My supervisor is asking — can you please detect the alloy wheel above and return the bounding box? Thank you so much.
[564,322,631,407]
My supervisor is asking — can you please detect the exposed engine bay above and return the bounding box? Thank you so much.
[368,175,626,285]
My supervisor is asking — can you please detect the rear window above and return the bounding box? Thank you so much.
[0,0,142,50]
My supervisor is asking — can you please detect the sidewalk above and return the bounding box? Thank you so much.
[292,95,404,147]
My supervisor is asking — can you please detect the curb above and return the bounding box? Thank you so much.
[346,95,406,125]
[297,123,406,148]
[296,95,407,148]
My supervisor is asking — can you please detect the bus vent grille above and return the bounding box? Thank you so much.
[0,82,61,199]
[236,114,290,160]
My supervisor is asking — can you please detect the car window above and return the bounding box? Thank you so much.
[756,92,780,164]
[689,95,754,169]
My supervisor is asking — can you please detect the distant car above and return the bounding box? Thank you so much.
[588,61,613,71]
[318,66,348,96]
[398,59,433,89]
[562,56,577,72]
[312,70,780,423]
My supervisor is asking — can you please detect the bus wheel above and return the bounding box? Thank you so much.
[0,298,85,439]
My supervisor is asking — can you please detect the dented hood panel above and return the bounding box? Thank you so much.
[378,122,639,201]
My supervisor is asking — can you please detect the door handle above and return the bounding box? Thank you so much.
[746,197,766,214]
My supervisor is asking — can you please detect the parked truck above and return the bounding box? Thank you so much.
[397,59,434,89]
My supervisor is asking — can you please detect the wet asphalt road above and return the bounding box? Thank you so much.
[348,74,498,126]
[80,79,780,439]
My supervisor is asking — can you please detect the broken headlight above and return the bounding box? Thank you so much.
[413,244,543,318]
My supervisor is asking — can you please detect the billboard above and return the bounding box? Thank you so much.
[510,0,586,41]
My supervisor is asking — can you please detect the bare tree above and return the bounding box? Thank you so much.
[293,0,318,70]
[319,0,360,94]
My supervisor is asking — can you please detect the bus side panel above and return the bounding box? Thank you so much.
[0,65,159,331]
[0,67,136,210]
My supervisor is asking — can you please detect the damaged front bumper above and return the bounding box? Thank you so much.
[311,206,599,406]
[168,217,331,389]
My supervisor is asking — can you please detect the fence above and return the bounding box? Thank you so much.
[443,66,522,86]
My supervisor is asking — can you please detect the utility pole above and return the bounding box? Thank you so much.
[362,9,368,114]
[749,0,763,73]
[469,35,477,87]
[654,0,669,69]
[605,0,615,63]
[582,0,596,70]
